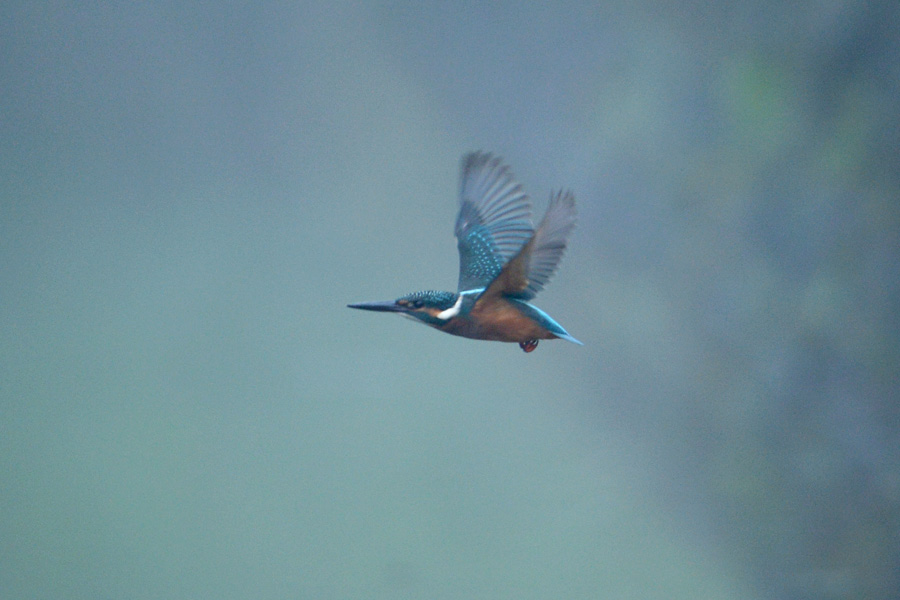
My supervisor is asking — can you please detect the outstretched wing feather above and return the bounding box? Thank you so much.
[455,152,533,292]
[479,190,576,301]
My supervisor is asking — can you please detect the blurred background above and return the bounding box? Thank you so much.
[2,2,898,599]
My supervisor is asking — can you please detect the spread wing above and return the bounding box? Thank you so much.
[455,152,533,293]
[479,190,576,301]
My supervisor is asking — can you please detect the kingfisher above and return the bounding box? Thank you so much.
[348,152,581,352]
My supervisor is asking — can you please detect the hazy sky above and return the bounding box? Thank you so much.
[2,2,898,599]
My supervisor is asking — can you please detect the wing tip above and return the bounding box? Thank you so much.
[461,151,501,178]
[548,188,577,216]
[540,189,578,239]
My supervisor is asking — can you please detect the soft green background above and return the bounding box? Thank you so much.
[2,2,898,599]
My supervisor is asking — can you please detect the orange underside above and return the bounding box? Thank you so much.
[437,299,554,342]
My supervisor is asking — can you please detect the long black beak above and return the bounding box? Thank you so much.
[347,300,405,313]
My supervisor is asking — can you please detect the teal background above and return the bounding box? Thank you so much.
[2,2,898,599]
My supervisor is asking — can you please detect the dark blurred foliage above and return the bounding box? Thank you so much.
[589,3,900,597]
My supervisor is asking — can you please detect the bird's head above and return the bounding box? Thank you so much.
[348,290,461,327]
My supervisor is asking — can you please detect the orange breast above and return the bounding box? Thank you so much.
[440,298,553,342]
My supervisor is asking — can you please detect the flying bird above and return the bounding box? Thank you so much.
[348,152,581,352]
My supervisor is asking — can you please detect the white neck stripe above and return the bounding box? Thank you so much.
[436,294,464,320]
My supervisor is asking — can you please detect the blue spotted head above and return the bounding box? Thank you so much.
[348,290,462,328]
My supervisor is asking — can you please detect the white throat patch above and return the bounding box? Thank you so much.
[436,294,464,320]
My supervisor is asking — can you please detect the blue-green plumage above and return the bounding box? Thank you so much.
[398,290,458,309]
[348,152,581,353]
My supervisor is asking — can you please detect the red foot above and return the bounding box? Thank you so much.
[519,339,539,353]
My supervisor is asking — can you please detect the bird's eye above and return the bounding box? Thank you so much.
[412,299,424,309]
